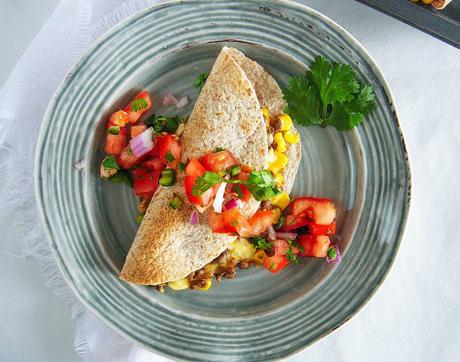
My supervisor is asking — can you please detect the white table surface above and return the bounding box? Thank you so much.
[1,1,459,361]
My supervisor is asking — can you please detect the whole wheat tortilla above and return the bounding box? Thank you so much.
[120,47,302,285]
[226,47,301,193]
[120,47,268,285]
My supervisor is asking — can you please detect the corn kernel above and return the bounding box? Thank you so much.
[261,108,270,121]
[274,132,287,152]
[274,172,283,186]
[252,250,267,265]
[272,208,281,224]
[271,192,291,210]
[195,279,212,291]
[283,130,300,144]
[268,150,288,172]
[168,278,190,290]
[278,114,293,131]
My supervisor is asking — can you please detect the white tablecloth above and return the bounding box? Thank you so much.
[1,0,459,361]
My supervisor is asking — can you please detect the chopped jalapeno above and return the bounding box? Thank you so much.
[169,194,182,209]
[159,169,176,186]
[228,165,241,176]
[107,126,120,135]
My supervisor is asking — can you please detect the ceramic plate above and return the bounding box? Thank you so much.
[36,1,411,360]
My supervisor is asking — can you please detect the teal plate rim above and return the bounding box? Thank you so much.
[35,0,412,360]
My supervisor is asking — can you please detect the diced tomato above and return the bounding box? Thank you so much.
[117,146,140,169]
[208,210,235,234]
[133,170,160,198]
[280,214,309,231]
[263,255,289,273]
[158,134,181,169]
[133,168,147,180]
[185,158,207,177]
[298,234,331,257]
[290,197,336,225]
[248,210,274,236]
[124,91,152,124]
[232,171,251,202]
[200,150,238,172]
[222,208,252,237]
[241,164,252,173]
[149,136,162,157]
[130,125,147,138]
[184,175,214,206]
[108,110,129,127]
[141,158,163,171]
[105,127,127,155]
[309,221,336,236]
[274,239,300,256]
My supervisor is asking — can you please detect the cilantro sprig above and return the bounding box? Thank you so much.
[191,170,280,201]
[145,114,184,134]
[130,98,148,112]
[285,240,304,264]
[249,236,273,250]
[194,72,209,89]
[283,56,375,131]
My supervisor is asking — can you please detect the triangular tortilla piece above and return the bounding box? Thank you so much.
[225,47,302,194]
[120,48,267,285]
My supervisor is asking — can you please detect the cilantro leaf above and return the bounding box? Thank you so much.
[249,236,273,250]
[165,150,176,164]
[194,72,209,89]
[283,56,375,131]
[131,98,148,112]
[192,172,222,197]
[246,171,280,201]
[286,240,304,264]
[102,155,120,170]
[145,114,181,134]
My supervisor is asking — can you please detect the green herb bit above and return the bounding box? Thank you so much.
[178,161,187,172]
[130,98,148,112]
[234,184,244,199]
[159,169,176,186]
[245,170,280,201]
[169,194,182,210]
[107,126,120,135]
[228,165,241,177]
[102,155,120,170]
[215,147,226,152]
[192,171,222,197]
[217,170,228,178]
[249,236,273,250]
[109,170,133,187]
[286,240,304,264]
[327,246,337,260]
[283,55,375,131]
[194,72,209,89]
[136,213,144,225]
[126,146,133,156]
[165,150,176,164]
[274,214,286,230]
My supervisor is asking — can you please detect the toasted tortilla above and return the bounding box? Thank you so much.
[432,0,452,9]
[226,47,301,193]
[120,47,302,285]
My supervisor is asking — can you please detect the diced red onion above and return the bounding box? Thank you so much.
[190,210,199,225]
[73,159,86,170]
[175,96,189,109]
[129,127,154,157]
[275,231,298,240]
[162,93,178,106]
[224,198,243,211]
[326,244,341,264]
[267,225,277,241]
[213,182,227,213]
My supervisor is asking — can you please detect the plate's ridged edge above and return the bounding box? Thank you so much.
[35,1,411,360]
